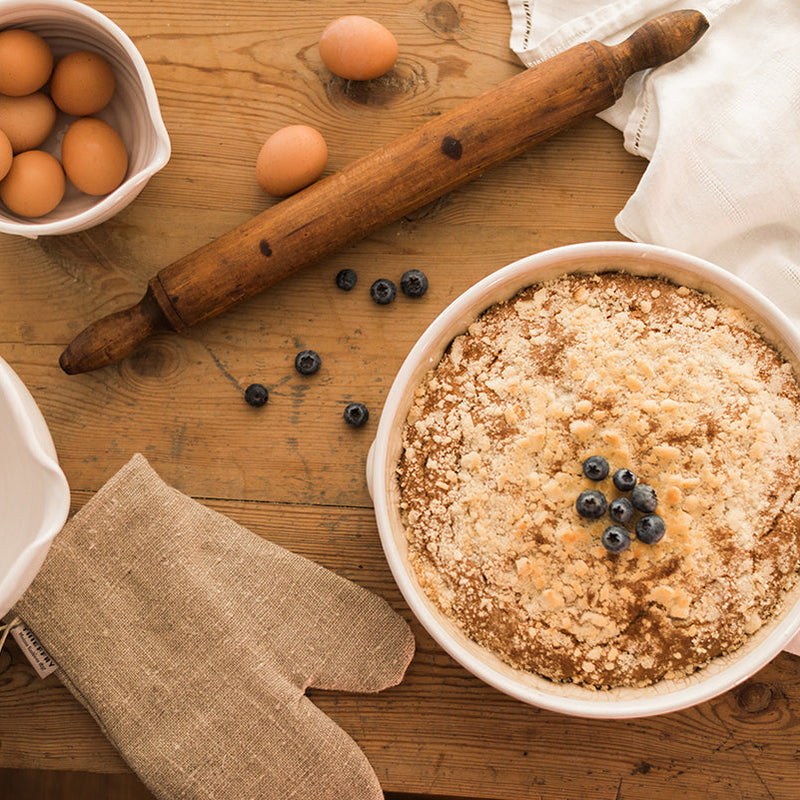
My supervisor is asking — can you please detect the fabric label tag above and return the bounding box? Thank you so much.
[11,623,58,678]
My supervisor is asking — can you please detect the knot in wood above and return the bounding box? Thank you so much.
[737,681,774,714]
[123,337,183,381]
[426,1,461,34]
[331,71,413,107]
[441,136,463,160]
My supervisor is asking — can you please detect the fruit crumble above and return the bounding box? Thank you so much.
[396,271,800,688]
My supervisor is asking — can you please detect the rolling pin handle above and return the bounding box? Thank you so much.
[59,284,173,375]
[602,10,710,96]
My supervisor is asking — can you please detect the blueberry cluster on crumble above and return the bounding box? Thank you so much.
[576,455,665,554]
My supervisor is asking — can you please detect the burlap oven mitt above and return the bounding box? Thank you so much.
[11,454,415,800]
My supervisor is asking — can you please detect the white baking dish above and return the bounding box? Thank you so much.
[368,240,800,718]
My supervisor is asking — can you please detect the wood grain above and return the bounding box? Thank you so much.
[1,1,798,800]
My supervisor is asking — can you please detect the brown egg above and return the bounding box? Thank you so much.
[0,29,54,96]
[319,16,398,81]
[0,92,57,153]
[0,150,65,217]
[256,125,328,197]
[61,117,128,196]
[0,130,11,181]
[50,50,116,116]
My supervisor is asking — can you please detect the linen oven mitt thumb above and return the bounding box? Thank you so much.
[11,454,415,800]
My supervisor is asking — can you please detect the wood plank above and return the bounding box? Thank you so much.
[0,770,156,800]
[0,770,488,800]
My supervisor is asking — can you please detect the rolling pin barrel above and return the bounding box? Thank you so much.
[60,9,709,375]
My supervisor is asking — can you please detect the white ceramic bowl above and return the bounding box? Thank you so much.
[368,241,800,718]
[0,355,70,619]
[0,0,170,238]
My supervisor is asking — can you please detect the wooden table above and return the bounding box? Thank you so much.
[1,1,799,798]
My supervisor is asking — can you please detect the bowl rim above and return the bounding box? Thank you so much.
[0,0,171,238]
[369,240,800,718]
[0,354,70,619]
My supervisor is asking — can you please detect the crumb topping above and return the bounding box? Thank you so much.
[397,272,800,688]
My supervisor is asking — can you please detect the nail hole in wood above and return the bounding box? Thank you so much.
[441,136,462,160]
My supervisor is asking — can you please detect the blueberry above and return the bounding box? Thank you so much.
[602,525,631,554]
[631,483,658,513]
[609,496,635,525]
[613,468,637,492]
[582,455,609,481]
[335,268,357,291]
[370,278,397,305]
[295,349,321,375]
[575,489,607,519]
[400,269,429,298]
[343,402,369,427]
[244,383,269,407]
[636,514,666,544]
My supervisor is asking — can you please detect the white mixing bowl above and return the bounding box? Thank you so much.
[0,0,170,238]
[0,355,69,619]
[368,241,800,718]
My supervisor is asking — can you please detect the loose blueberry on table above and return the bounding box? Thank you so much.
[400,269,429,298]
[244,383,269,407]
[335,268,358,291]
[295,349,322,375]
[370,278,397,305]
[343,402,369,427]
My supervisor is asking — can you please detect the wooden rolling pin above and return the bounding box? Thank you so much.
[60,9,708,374]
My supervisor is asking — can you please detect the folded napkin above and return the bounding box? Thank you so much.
[508,0,800,328]
[10,454,415,800]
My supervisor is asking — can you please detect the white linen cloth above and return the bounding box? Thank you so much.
[507,0,800,330]
[509,0,800,657]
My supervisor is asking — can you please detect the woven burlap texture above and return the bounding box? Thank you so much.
[13,454,415,800]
